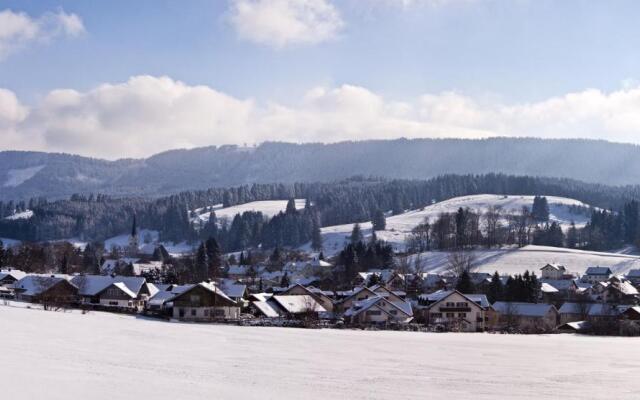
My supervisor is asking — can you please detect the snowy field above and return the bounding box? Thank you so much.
[2,305,640,400]
[410,245,640,276]
[311,194,593,256]
[192,199,307,225]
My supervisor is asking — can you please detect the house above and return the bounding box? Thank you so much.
[539,279,578,299]
[582,267,612,284]
[356,270,406,291]
[625,269,640,285]
[270,295,327,319]
[147,284,192,315]
[13,275,78,306]
[587,277,639,304]
[100,258,140,275]
[343,296,413,325]
[557,320,592,333]
[170,282,241,321]
[218,279,248,306]
[419,290,491,332]
[621,306,640,321]
[540,264,567,280]
[559,302,623,325]
[492,302,559,331]
[0,269,26,287]
[279,283,334,312]
[338,287,382,312]
[71,275,158,311]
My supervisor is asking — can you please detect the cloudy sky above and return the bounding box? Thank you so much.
[1,0,640,159]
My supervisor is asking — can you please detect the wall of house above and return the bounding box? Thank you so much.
[426,292,485,332]
[173,306,240,320]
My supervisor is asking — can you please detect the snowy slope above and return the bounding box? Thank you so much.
[192,199,306,225]
[4,210,34,220]
[310,194,593,256]
[409,245,640,276]
[2,305,640,400]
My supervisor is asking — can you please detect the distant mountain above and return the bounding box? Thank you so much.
[2,137,640,201]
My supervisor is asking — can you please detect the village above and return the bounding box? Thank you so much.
[3,223,640,337]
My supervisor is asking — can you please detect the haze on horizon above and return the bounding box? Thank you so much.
[1,0,640,159]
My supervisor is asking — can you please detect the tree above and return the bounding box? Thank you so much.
[487,271,503,303]
[456,270,475,293]
[532,196,550,222]
[566,221,579,249]
[0,239,5,268]
[285,198,297,215]
[350,223,363,244]
[311,216,323,251]
[446,251,476,276]
[205,237,222,279]
[367,273,382,287]
[280,271,290,288]
[372,209,386,231]
[195,242,208,281]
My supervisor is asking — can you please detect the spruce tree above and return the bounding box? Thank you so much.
[0,239,4,268]
[372,209,386,231]
[456,270,475,294]
[280,271,290,288]
[350,223,363,244]
[311,216,323,251]
[487,271,503,303]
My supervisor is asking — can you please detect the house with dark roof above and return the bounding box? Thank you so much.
[170,282,240,321]
[13,275,78,307]
[343,296,413,325]
[419,290,491,332]
[71,275,158,311]
[582,267,613,284]
[492,302,559,331]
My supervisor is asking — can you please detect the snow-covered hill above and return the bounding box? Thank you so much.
[408,245,640,276]
[311,194,593,256]
[191,199,306,225]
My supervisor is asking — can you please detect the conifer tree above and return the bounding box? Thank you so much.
[350,223,363,244]
[455,270,475,293]
[487,271,503,303]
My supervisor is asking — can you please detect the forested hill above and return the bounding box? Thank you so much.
[2,174,640,246]
[3,137,640,200]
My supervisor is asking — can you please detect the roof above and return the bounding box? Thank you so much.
[626,269,640,278]
[492,302,557,317]
[608,281,639,296]
[558,321,592,332]
[219,280,247,299]
[559,302,622,316]
[109,282,137,298]
[420,290,490,309]
[148,284,192,306]
[271,295,326,314]
[343,295,412,318]
[170,282,236,305]
[540,279,576,291]
[71,275,147,297]
[252,300,281,318]
[14,275,75,296]
[540,283,559,293]
[585,266,612,276]
[0,269,26,281]
[541,263,566,271]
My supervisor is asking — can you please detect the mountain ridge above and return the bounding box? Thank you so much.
[2,137,640,201]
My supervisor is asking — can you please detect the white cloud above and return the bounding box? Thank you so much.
[0,9,85,60]
[3,76,640,159]
[229,0,344,48]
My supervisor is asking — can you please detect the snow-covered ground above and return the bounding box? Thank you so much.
[1,305,639,400]
[310,194,593,256]
[4,209,34,220]
[0,237,21,247]
[409,245,640,276]
[2,165,44,187]
[192,199,307,225]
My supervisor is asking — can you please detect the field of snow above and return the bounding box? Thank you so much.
[192,199,306,225]
[4,210,34,220]
[2,305,640,400]
[410,245,640,276]
[311,194,593,256]
[0,237,21,248]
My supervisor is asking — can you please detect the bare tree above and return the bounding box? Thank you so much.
[446,251,476,277]
[484,206,502,248]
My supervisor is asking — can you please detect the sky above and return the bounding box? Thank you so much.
[1,0,640,159]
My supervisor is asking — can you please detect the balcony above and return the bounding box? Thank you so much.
[438,307,471,312]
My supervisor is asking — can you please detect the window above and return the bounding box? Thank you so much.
[431,312,442,318]
[446,312,455,318]
[109,301,118,306]
[191,309,196,316]
[456,302,468,307]
[179,308,185,318]
[190,295,200,303]
[214,309,225,317]
[366,310,382,316]
[204,309,209,317]
[445,302,454,307]
[389,310,397,315]
[458,312,466,318]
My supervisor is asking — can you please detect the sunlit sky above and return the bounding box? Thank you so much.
[1,0,640,159]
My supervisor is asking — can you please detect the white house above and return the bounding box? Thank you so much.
[420,290,490,332]
[492,302,559,331]
[540,264,567,280]
[582,267,613,284]
[343,296,413,325]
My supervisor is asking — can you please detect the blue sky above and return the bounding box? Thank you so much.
[1,0,640,159]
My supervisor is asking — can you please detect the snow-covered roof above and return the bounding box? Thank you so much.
[252,300,281,318]
[14,275,75,296]
[343,295,412,318]
[559,302,622,316]
[148,284,192,306]
[250,293,273,302]
[71,275,147,297]
[170,282,236,305]
[585,266,612,276]
[540,279,576,291]
[540,282,559,293]
[541,263,566,271]
[220,282,247,299]
[492,302,556,317]
[110,282,137,298]
[608,280,639,296]
[271,295,326,314]
[0,269,26,281]
[419,290,490,308]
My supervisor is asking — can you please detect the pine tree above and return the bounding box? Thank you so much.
[487,271,503,303]
[285,198,297,215]
[456,270,475,294]
[0,239,5,268]
[205,237,222,279]
[195,242,208,281]
[566,221,578,249]
[372,209,386,231]
[280,271,290,288]
[350,223,363,244]
[311,216,323,251]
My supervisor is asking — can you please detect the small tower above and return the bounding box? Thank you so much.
[127,215,139,256]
